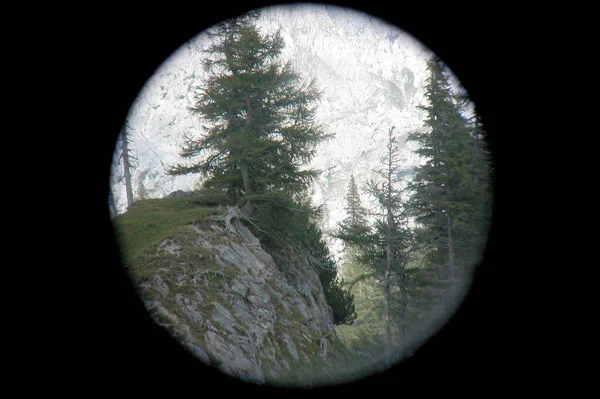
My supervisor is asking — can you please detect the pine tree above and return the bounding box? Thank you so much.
[163,11,356,325]
[335,127,414,361]
[166,11,332,216]
[335,174,371,250]
[460,109,494,265]
[344,175,368,226]
[407,55,492,285]
[335,175,377,294]
[364,126,413,362]
[117,124,136,209]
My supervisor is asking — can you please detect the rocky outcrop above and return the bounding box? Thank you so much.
[167,190,201,198]
[136,208,342,385]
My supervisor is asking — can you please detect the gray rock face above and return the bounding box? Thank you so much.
[167,189,200,198]
[140,214,340,386]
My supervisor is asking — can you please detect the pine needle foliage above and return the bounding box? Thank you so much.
[165,11,353,325]
[406,55,493,277]
[166,11,332,213]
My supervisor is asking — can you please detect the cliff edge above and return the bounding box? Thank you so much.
[113,197,354,386]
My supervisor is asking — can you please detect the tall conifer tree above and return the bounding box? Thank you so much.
[407,56,492,282]
[344,175,368,226]
[335,127,414,361]
[166,11,355,325]
[336,174,371,248]
[167,11,332,216]
[365,127,413,361]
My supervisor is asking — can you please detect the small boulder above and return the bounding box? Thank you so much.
[168,190,199,198]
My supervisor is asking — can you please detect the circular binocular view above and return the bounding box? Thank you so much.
[109,4,493,387]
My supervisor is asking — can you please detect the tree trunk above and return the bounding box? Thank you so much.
[245,89,253,125]
[383,126,395,364]
[447,212,455,276]
[240,159,255,216]
[108,186,117,219]
[443,178,456,278]
[240,89,255,217]
[398,270,408,356]
[122,128,134,209]
[240,159,252,195]
[383,252,392,364]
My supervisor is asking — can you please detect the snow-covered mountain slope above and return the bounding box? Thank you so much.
[109,4,443,250]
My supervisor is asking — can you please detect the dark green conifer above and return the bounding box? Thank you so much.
[344,175,368,226]
[167,11,331,216]
[335,127,414,360]
[407,55,492,280]
[335,174,371,249]
[166,12,354,325]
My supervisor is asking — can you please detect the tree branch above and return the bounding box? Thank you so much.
[342,271,379,290]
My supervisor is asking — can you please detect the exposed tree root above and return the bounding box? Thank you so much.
[213,206,244,235]
[212,206,266,246]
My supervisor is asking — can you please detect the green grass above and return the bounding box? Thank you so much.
[112,197,222,271]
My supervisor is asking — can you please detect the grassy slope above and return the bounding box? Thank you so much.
[112,196,229,356]
[112,197,221,272]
